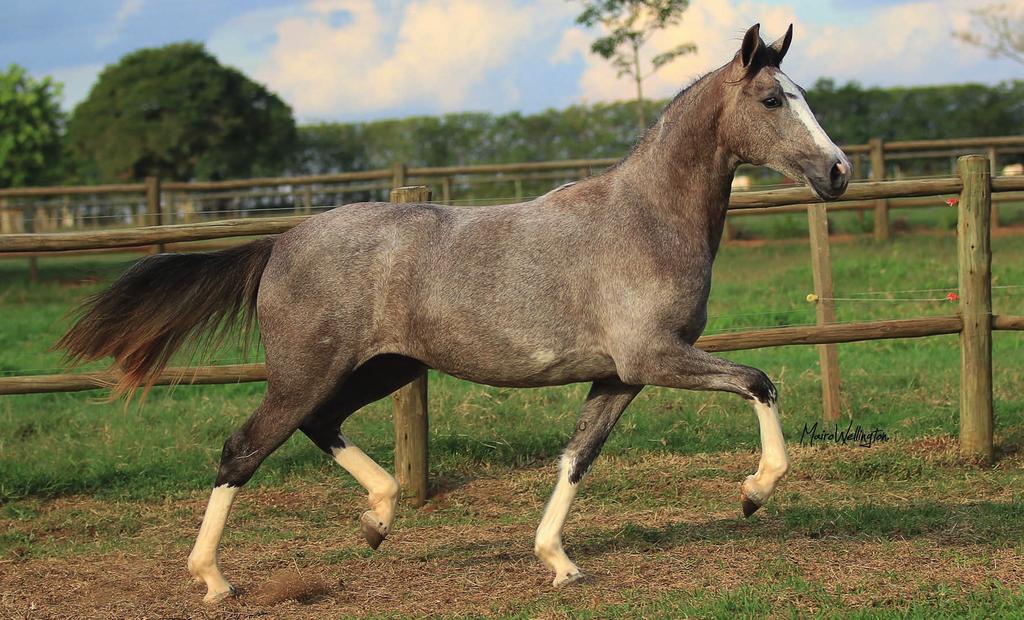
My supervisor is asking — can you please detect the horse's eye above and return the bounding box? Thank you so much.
[762,97,782,109]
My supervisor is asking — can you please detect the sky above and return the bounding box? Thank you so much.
[1,0,1020,123]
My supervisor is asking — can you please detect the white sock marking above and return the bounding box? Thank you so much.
[188,484,239,601]
[535,453,581,583]
[331,434,399,528]
[746,399,790,503]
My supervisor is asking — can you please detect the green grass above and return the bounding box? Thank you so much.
[548,585,1024,619]
[1,233,1023,502]
[1,231,1024,617]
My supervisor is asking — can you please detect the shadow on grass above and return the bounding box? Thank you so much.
[575,500,1024,554]
[424,499,1024,568]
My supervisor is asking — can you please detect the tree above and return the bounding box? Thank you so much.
[66,43,296,182]
[0,65,64,187]
[574,0,695,130]
[292,123,368,175]
[955,2,1024,65]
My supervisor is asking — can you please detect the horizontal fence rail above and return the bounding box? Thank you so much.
[2,314,1020,396]
[0,215,308,252]
[0,135,1020,201]
[3,176,1024,254]
[2,135,1022,255]
[0,135,1021,198]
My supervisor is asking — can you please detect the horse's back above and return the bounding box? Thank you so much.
[258,198,617,386]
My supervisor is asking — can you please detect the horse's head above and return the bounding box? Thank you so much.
[720,24,850,200]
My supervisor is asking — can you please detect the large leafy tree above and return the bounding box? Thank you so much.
[574,0,695,130]
[0,65,64,187]
[67,43,296,182]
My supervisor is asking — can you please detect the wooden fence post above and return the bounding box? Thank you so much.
[869,138,890,241]
[807,203,842,422]
[27,205,39,283]
[303,186,313,214]
[181,196,196,224]
[987,146,999,231]
[957,155,993,463]
[391,162,407,190]
[441,177,452,205]
[390,185,431,506]
[145,176,164,253]
[60,196,72,229]
[33,207,51,232]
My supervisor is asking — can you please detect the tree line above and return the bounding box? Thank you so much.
[1,42,1022,188]
[293,79,1024,176]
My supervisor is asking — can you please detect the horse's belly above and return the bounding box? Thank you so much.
[423,340,617,388]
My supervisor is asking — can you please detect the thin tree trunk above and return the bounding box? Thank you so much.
[633,42,645,130]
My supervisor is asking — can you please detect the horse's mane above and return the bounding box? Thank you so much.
[599,68,720,174]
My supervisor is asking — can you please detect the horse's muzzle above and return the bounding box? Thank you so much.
[808,158,850,201]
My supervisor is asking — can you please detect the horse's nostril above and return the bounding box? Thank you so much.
[830,161,848,188]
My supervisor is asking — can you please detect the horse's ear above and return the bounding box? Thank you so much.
[768,24,793,65]
[740,23,763,68]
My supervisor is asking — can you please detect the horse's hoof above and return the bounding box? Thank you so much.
[552,571,586,587]
[203,585,236,605]
[360,511,387,551]
[740,488,762,518]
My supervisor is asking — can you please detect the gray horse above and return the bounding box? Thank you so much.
[58,24,850,603]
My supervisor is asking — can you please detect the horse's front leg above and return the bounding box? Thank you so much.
[616,339,789,516]
[535,379,641,586]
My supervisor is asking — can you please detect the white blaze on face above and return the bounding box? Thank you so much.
[774,72,844,160]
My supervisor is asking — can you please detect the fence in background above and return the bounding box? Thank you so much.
[2,135,1023,242]
[1,156,1022,503]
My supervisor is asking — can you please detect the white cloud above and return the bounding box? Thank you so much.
[213,0,573,120]
[96,0,145,49]
[554,1,799,102]
[207,5,307,78]
[555,0,1011,104]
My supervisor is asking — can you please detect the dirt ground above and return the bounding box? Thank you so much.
[2,445,1023,619]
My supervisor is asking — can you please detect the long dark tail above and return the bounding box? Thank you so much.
[56,238,276,398]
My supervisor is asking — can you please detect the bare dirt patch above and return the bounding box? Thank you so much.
[1,440,1021,618]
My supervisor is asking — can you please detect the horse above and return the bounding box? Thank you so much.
[57,24,850,603]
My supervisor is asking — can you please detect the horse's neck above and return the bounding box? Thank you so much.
[612,73,736,257]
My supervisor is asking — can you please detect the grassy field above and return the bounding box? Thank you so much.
[1,228,1024,618]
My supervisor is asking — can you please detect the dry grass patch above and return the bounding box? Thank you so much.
[1,439,1022,618]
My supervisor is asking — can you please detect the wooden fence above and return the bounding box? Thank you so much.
[2,155,1023,504]
[1,135,1023,243]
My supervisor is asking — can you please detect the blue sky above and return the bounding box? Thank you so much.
[2,0,1019,123]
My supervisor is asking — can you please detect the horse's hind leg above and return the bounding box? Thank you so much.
[187,375,346,603]
[301,354,426,550]
[535,379,641,586]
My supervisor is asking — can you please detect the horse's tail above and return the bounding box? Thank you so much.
[55,238,276,399]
